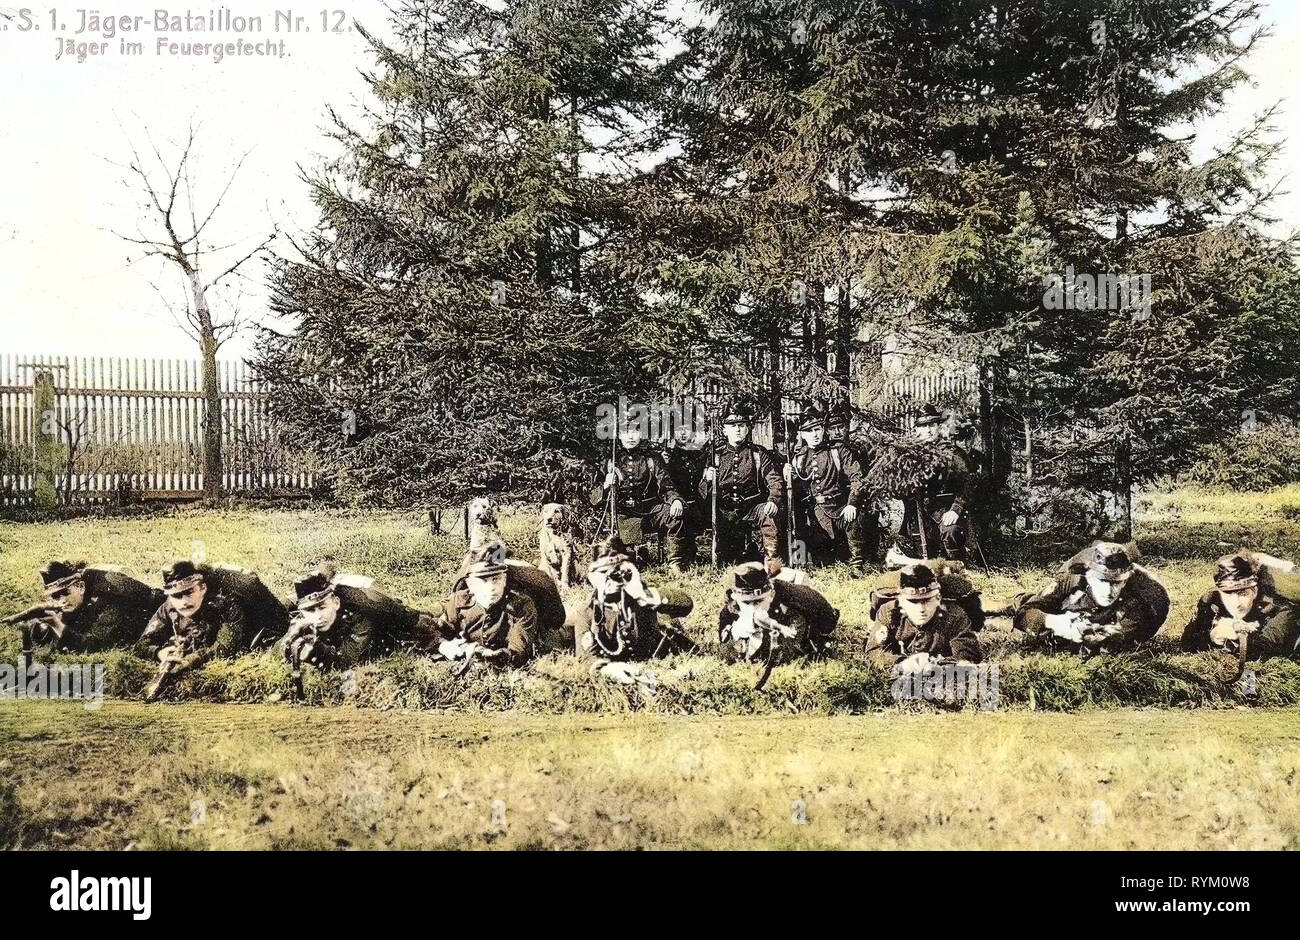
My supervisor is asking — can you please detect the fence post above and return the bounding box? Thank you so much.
[33,370,59,511]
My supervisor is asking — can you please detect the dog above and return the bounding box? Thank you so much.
[537,502,581,588]
[466,496,501,550]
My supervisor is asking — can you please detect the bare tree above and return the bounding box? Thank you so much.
[108,120,277,503]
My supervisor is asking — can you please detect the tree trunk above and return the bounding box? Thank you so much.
[188,268,223,503]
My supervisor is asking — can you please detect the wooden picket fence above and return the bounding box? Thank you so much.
[0,354,318,508]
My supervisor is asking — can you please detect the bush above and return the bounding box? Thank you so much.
[1176,421,1300,490]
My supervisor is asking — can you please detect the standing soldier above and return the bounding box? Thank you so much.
[136,561,289,701]
[866,563,983,668]
[717,561,839,687]
[592,422,693,571]
[700,401,785,565]
[4,561,158,653]
[897,404,978,561]
[433,543,537,668]
[784,403,870,572]
[281,571,439,671]
[1181,552,1300,660]
[572,536,696,667]
[1012,543,1170,655]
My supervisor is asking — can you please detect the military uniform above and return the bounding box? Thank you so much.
[871,562,985,632]
[867,599,982,665]
[701,405,785,564]
[136,563,283,666]
[787,404,873,569]
[717,563,839,662]
[450,557,567,654]
[1012,544,1169,653]
[434,588,537,666]
[592,442,694,568]
[283,573,438,670]
[573,587,695,661]
[1181,552,1300,660]
[20,562,158,652]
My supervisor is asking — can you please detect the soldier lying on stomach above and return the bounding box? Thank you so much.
[136,561,289,701]
[866,563,982,670]
[5,561,158,653]
[1012,542,1169,655]
[281,570,438,670]
[1181,551,1300,660]
[433,544,537,668]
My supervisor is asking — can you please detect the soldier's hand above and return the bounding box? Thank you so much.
[897,652,933,675]
[668,499,684,519]
[759,501,777,518]
[158,646,185,666]
[603,470,620,488]
[941,509,960,527]
[702,467,716,483]
[1209,618,1240,647]
[841,505,858,524]
[782,463,793,484]
[1044,612,1084,643]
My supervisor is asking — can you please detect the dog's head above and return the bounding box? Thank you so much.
[540,503,568,532]
[468,496,496,526]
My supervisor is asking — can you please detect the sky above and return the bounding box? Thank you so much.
[1,0,1297,361]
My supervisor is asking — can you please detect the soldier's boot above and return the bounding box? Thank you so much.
[666,534,694,573]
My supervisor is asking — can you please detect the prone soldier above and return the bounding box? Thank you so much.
[700,401,785,565]
[593,421,693,571]
[281,570,439,670]
[784,403,871,572]
[5,561,158,654]
[1011,542,1170,655]
[450,540,568,654]
[433,543,538,668]
[866,563,983,669]
[1180,551,1300,661]
[136,561,290,701]
[717,561,839,687]
[870,557,985,632]
[571,535,696,663]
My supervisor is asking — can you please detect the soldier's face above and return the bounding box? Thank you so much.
[618,427,645,450]
[800,426,825,448]
[723,422,749,446]
[914,423,942,444]
[467,571,507,609]
[899,594,941,626]
[299,593,340,631]
[1219,586,1257,620]
[1085,571,1126,607]
[165,580,207,619]
[46,579,86,614]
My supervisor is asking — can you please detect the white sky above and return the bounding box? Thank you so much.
[1,0,1297,361]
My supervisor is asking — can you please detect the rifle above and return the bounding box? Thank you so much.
[3,604,60,627]
[784,417,797,568]
[4,606,65,668]
[709,413,719,567]
[142,634,203,702]
[607,417,620,540]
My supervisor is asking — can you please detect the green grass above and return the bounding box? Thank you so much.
[3,486,1300,712]
[2,703,1298,850]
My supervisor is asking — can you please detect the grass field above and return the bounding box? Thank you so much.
[1,703,1297,850]
[1,486,1299,848]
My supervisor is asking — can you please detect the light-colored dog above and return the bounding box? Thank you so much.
[467,496,500,550]
[537,502,581,588]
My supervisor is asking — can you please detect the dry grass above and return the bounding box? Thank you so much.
[1,702,1297,850]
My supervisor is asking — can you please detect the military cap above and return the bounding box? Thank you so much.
[294,572,335,605]
[1087,543,1134,583]
[589,535,632,574]
[161,560,207,592]
[798,402,827,431]
[721,400,755,426]
[914,403,947,428]
[40,560,86,591]
[727,561,774,602]
[1214,553,1259,592]
[897,563,941,600]
[464,540,509,578]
